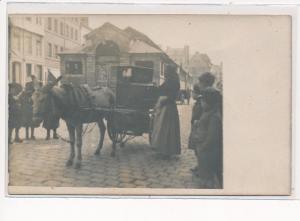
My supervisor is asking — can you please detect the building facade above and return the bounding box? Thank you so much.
[9,16,45,86]
[59,23,188,89]
[165,45,189,73]
[8,16,90,86]
[44,17,87,78]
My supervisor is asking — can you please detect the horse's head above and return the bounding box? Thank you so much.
[32,76,62,126]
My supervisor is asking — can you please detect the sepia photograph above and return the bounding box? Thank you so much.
[6,13,291,195]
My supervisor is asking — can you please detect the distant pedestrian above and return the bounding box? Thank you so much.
[151,65,181,159]
[191,87,222,188]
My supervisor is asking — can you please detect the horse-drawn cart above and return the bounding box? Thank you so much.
[95,65,159,146]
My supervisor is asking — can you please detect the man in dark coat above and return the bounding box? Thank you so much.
[192,87,222,188]
[43,71,60,140]
[189,72,216,172]
[19,83,35,139]
[8,82,23,143]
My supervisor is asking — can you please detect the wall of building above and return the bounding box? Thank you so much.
[9,16,45,86]
[44,17,83,77]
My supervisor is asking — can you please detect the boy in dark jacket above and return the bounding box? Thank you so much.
[192,87,223,188]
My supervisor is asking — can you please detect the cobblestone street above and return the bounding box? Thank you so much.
[8,103,201,189]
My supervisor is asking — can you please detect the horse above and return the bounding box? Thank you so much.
[32,76,116,169]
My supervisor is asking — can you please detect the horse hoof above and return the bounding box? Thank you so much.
[74,162,81,169]
[66,160,73,167]
[94,150,100,156]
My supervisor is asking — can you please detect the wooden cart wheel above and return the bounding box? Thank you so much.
[107,120,126,144]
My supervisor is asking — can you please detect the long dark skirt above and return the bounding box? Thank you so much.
[151,97,181,156]
[43,115,60,130]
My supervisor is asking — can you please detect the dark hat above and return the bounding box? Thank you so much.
[201,87,221,106]
[198,72,215,86]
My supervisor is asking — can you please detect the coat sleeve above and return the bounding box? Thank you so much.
[200,115,222,151]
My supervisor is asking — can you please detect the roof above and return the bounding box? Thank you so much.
[123,27,163,51]
[85,22,127,40]
[129,40,163,54]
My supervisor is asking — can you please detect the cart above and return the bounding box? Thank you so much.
[104,65,159,146]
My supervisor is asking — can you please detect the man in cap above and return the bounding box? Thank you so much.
[42,70,60,140]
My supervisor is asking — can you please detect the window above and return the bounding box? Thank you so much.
[65,25,69,37]
[47,17,52,30]
[12,29,21,51]
[48,43,52,57]
[70,27,74,39]
[54,45,58,58]
[36,38,42,57]
[60,22,64,35]
[35,65,43,81]
[135,60,154,69]
[75,29,78,41]
[26,64,32,77]
[54,19,58,33]
[25,17,32,22]
[12,62,21,83]
[36,17,39,24]
[60,46,63,52]
[65,61,82,75]
[24,33,32,55]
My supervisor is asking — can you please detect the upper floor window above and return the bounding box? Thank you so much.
[75,29,78,41]
[70,27,74,39]
[47,18,52,30]
[36,38,42,57]
[12,29,21,51]
[60,22,64,35]
[65,25,69,37]
[24,33,32,55]
[54,45,58,58]
[54,19,58,33]
[48,43,52,57]
[25,17,32,22]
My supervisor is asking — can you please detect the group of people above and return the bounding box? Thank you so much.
[150,66,222,188]
[8,74,60,144]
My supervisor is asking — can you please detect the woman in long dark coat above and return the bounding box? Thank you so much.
[43,114,59,140]
[19,87,35,140]
[151,65,181,158]
[8,83,23,143]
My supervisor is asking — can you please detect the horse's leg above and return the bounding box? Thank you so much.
[94,118,106,155]
[31,126,35,140]
[74,124,83,169]
[66,124,75,167]
[25,127,29,140]
[111,142,117,157]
